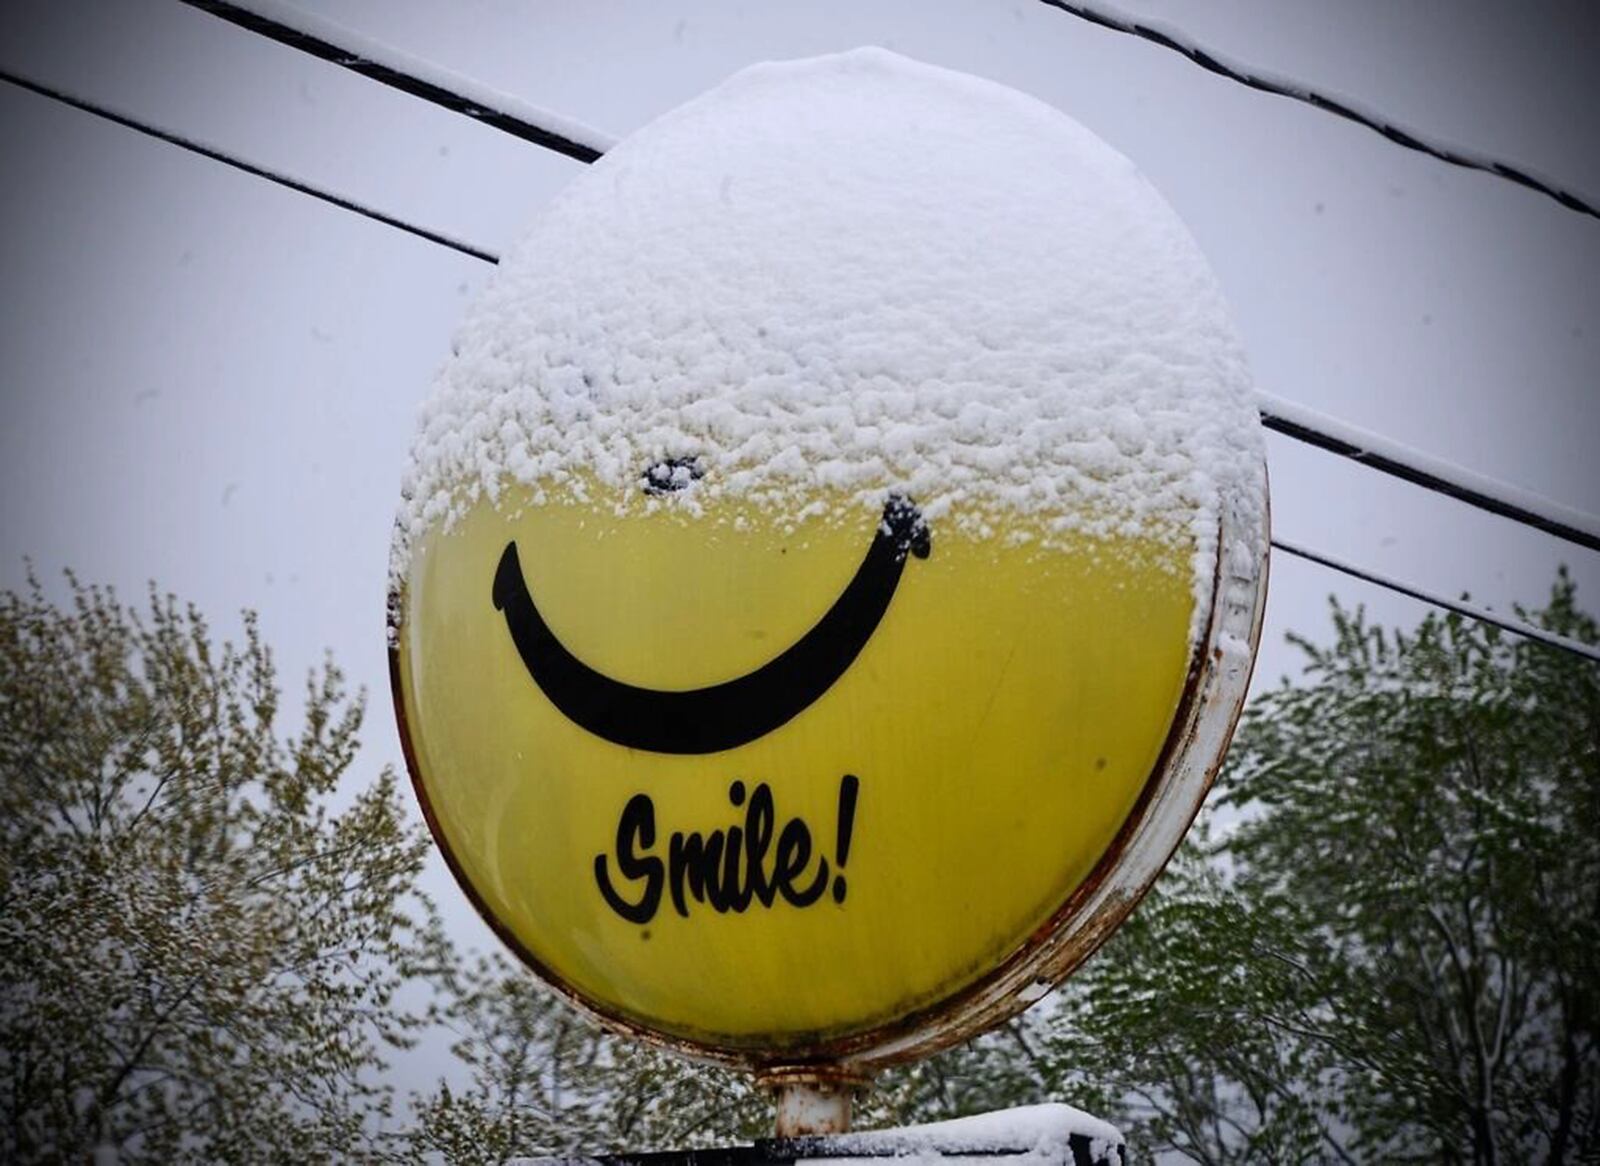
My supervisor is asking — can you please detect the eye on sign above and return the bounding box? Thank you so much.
[388,48,1268,1070]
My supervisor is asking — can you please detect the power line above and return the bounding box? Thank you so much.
[0,67,496,264]
[1257,392,1600,555]
[8,57,1596,665]
[1033,0,1600,223]
[183,0,1600,561]
[177,0,617,164]
[196,0,1600,227]
[1273,537,1600,664]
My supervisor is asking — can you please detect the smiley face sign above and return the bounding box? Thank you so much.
[389,49,1267,1069]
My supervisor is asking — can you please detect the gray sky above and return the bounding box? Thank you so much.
[2,0,1598,1097]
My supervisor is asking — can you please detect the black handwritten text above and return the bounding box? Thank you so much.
[594,776,859,924]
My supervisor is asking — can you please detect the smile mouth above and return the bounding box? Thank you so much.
[491,494,931,754]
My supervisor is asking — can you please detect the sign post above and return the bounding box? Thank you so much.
[762,1068,859,1137]
[389,46,1267,1154]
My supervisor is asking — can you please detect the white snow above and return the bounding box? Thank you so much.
[499,1104,1121,1165]
[395,47,1265,632]
[800,1103,1123,1165]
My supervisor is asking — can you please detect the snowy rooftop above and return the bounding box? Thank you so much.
[396,47,1264,618]
[505,1103,1123,1166]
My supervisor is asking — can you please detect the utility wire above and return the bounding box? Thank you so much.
[196,0,1600,226]
[193,0,1600,226]
[1033,0,1600,223]
[0,67,496,264]
[177,0,617,164]
[1257,392,1600,555]
[1273,537,1600,664]
[183,0,1600,560]
[7,59,1596,665]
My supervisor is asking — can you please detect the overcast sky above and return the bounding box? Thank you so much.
[2,0,1598,1096]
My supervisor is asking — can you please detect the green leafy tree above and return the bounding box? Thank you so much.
[866,1020,1053,1129]
[0,573,446,1162]
[405,951,1056,1159]
[1043,573,1600,1162]
[405,953,771,1163]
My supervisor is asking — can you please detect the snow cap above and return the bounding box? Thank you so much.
[395,47,1265,620]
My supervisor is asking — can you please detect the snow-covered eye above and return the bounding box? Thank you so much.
[641,456,704,495]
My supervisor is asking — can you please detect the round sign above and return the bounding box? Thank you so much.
[389,49,1267,1070]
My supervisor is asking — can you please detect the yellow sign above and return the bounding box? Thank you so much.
[389,48,1268,1067]
[395,482,1200,1050]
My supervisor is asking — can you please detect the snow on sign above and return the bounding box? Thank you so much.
[388,49,1267,1069]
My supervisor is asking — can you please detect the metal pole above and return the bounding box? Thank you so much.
[760,1067,868,1137]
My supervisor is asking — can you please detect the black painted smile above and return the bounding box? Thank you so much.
[491,495,931,755]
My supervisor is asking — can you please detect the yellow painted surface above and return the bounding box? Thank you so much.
[395,489,1194,1050]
